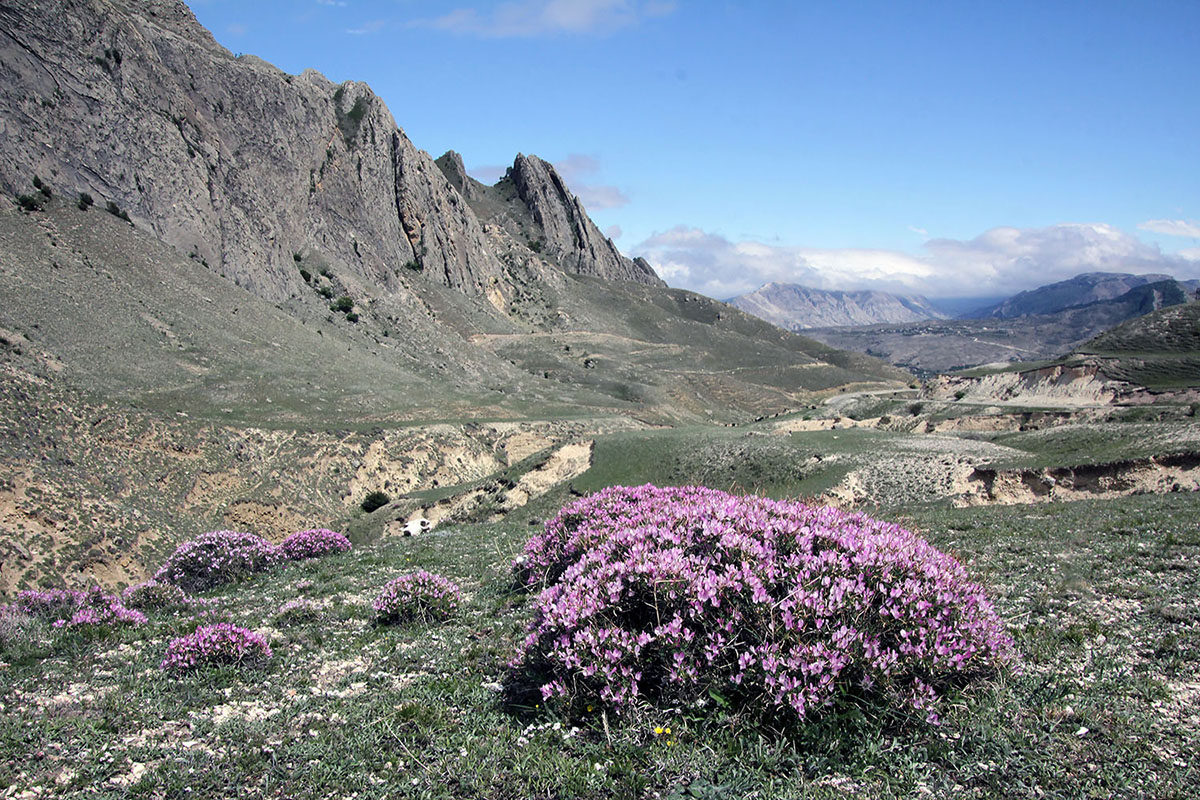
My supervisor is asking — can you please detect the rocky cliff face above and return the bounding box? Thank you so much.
[0,0,657,307]
[434,151,663,287]
[730,283,944,329]
[507,154,663,286]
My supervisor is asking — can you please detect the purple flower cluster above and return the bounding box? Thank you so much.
[121,580,195,612]
[160,623,272,672]
[15,588,87,620]
[512,485,1015,722]
[154,531,283,593]
[15,586,147,630]
[280,528,352,561]
[373,571,462,625]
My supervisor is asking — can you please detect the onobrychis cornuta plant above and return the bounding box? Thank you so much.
[154,530,283,593]
[511,485,1014,724]
[160,623,272,672]
[279,528,352,561]
[373,571,461,625]
[16,586,146,630]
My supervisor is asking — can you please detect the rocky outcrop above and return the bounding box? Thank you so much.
[0,0,645,305]
[433,150,478,202]
[731,283,944,329]
[507,154,663,286]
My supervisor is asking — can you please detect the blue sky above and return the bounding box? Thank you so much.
[190,0,1200,299]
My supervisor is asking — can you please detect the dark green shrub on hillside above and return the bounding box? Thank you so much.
[345,312,359,323]
[16,194,44,212]
[402,259,422,272]
[331,296,354,314]
[299,268,312,283]
[360,491,390,513]
[105,200,131,222]
[78,192,94,210]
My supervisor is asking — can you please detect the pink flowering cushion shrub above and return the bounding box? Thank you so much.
[160,623,272,672]
[15,588,86,620]
[154,531,282,593]
[16,587,146,630]
[511,485,1014,723]
[121,580,193,612]
[279,528,351,561]
[373,571,462,625]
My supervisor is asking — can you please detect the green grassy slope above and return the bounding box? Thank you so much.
[1076,302,1200,389]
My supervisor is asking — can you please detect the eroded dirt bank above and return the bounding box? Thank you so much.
[956,453,1200,506]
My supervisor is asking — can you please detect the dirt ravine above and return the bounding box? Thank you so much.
[956,453,1200,506]
[923,364,1129,408]
[383,440,595,534]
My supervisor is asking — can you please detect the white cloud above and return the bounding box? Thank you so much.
[415,0,676,38]
[1138,219,1200,238]
[316,0,347,6]
[345,19,385,34]
[604,224,623,240]
[552,153,629,209]
[908,225,928,236]
[634,223,1200,299]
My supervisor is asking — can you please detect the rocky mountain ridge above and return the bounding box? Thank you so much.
[0,0,657,318]
[729,282,945,329]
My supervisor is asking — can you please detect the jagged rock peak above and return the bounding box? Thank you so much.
[508,154,664,287]
[434,150,476,201]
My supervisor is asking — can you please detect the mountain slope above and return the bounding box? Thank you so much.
[730,282,945,329]
[0,0,907,424]
[1075,300,1200,389]
[966,272,1176,319]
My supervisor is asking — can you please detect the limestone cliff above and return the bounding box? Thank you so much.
[0,0,656,306]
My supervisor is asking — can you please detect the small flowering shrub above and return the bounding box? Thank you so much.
[154,530,282,593]
[15,588,86,620]
[511,485,1015,724]
[273,598,324,627]
[15,587,146,630]
[160,623,272,672]
[279,528,351,561]
[121,580,193,612]
[373,571,461,625]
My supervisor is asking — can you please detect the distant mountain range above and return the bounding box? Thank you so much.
[728,283,946,330]
[801,278,1197,373]
[965,272,1200,319]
